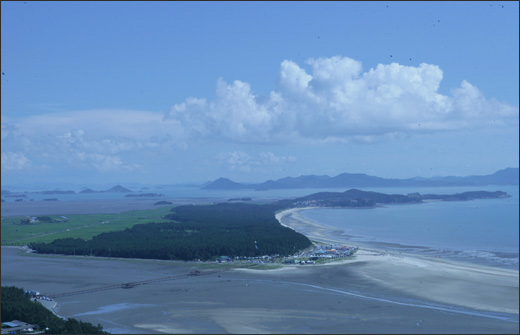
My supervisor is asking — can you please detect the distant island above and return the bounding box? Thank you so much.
[154,201,173,205]
[79,185,132,193]
[125,193,164,198]
[228,197,252,202]
[37,190,76,195]
[274,189,511,208]
[4,194,27,198]
[202,167,519,190]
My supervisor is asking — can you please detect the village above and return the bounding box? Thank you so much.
[1,292,55,335]
[216,244,358,265]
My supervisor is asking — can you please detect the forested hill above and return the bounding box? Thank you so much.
[1,286,107,334]
[29,203,312,261]
[275,189,511,208]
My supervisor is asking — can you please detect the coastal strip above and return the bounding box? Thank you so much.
[34,298,62,318]
[276,207,357,245]
[275,208,520,315]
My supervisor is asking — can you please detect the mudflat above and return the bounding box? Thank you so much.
[1,247,518,334]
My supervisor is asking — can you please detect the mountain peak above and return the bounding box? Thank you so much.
[105,185,132,193]
[201,178,246,190]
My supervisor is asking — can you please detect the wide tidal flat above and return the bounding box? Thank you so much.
[1,246,518,334]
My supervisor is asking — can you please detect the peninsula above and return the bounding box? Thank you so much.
[275,189,510,208]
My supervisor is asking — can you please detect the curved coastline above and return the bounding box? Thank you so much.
[275,207,520,315]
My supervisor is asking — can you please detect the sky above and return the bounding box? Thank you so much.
[1,1,519,187]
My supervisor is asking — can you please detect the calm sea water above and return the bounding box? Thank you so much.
[297,185,519,270]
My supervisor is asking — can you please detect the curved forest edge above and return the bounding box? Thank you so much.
[27,189,510,261]
[28,203,312,261]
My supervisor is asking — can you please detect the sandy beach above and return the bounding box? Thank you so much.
[276,207,519,315]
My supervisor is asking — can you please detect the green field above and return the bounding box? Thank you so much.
[1,206,175,246]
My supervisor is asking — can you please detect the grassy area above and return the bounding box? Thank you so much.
[1,206,176,246]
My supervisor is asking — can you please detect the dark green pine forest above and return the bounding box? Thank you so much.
[29,203,312,261]
[1,286,107,334]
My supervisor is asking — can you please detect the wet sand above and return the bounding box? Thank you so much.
[276,208,520,315]
[1,246,518,334]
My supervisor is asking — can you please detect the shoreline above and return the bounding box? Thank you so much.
[33,298,62,318]
[275,207,519,315]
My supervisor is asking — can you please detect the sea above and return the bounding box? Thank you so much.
[295,185,519,270]
[2,184,518,269]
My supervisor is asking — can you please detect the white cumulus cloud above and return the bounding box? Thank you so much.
[164,56,517,143]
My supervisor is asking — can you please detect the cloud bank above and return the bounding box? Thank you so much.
[2,56,517,173]
[1,110,185,172]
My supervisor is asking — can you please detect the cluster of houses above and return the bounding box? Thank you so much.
[284,245,358,265]
[25,290,53,301]
[1,320,41,334]
[214,245,357,265]
[28,216,68,223]
[304,245,357,259]
[284,259,316,265]
[1,294,46,334]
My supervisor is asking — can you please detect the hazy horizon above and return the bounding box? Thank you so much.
[1,166,518,192]
[2,2,519,186]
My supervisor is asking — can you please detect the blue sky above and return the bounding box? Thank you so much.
[1,1,518,187]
